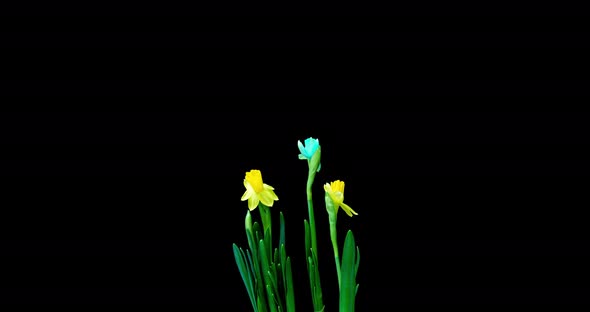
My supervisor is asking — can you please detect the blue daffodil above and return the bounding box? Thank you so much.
[298,137,320,160]
[298,137,321,172]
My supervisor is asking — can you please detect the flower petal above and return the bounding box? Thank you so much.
[328,192,342,206]
[248,195,260,211]
[241,188,253,201]
[304,137,320,156]
[340,202,358,217]
[244,179,254,191]
[298,140,307,157]
[245,170,264,193]
[258,189,276,207]
[264,184,279,200]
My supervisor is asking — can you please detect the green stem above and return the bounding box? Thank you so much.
[330,223,341,291]
[307,180,317,257]
[259,203,272,238]
[306,168,324,311]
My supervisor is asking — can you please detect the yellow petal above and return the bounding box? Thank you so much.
[258,189,276,207]
[323,183,331,193]
[248,195,260,211]
[245,170,264,193]
[263,184,279,200]
[340,202,358,217]
[328,192,342,206]
[241,188,253,201]
[331,180,345,194]
[245,179,256,190]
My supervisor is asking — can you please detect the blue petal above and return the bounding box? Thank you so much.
[304,137,320,157]
[297,140,306,157]
[299,137,321,159]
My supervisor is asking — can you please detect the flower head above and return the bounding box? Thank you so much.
[324,180,358,217]
[298,137,321,173]
[241,169,279,211]
[298,137,320,160]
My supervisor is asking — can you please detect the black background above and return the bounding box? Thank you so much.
[2,112,590,307]
[1,2,590,308]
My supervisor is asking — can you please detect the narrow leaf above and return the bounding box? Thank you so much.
[304,220,311,259]
[266,284,278,312]
[285,257,296,312]
[340,231,357,312]
[280,211,286,247]
[233,244,258,312]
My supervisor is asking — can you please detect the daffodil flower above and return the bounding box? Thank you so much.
[324,180,358,217]
[324,179,358,293]
[298,137,320,160]
[298,137,321,173]
[241,169,279,211]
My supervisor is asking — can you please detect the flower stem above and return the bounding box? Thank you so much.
[306,168,324,311]
[259,203,272,237]
[330,223,341,291]
[307,178,318,258]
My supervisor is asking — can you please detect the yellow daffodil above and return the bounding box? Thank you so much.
[241,169,279,211]
[324,180,357,217]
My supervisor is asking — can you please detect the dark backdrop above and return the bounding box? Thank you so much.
[1,111,590,308]
[1,3,590,307]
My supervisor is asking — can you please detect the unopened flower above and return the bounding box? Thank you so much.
[298,137,321,173]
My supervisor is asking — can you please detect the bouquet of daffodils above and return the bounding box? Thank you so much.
[233,138,360,312]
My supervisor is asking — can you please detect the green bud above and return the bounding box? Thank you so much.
[245,210,252,232]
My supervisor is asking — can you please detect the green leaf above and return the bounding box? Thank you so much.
[280,244,287,296]
[259,240,270,273]
[247,223,256,252]
[307,256,316,307]
[304,220,311,259]
[311,249,322,293]
[285,257,296,312]
[254,222,262,243]
[257,296,267,312]
[355,246,360,279]
[305,218,324,311]
[267,269,283,310]
[279,212,286,248]
[264,228,272,265]
[246,249,258,286]
[252,238,269,312]
[273,248,284,299]
[233,244,258,312]
[247,227,258,269]
[340,231,357,312]
[265,283,278,312]
[259,240,278,311]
